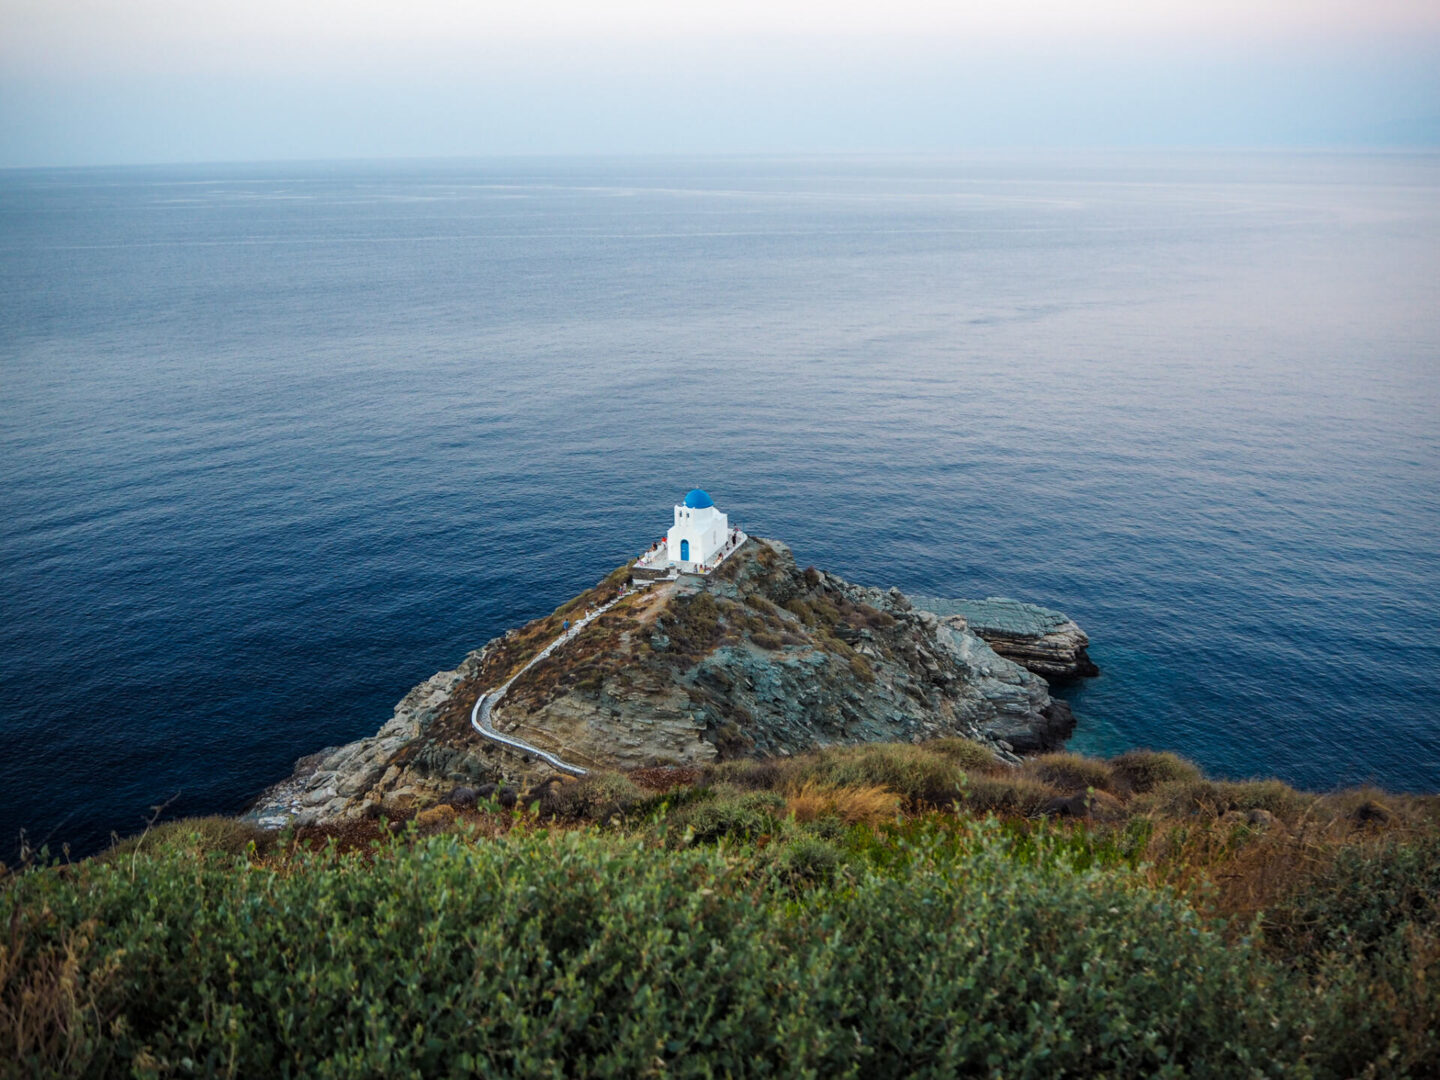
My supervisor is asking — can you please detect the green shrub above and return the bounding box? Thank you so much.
[103,815,265,860]
[1111,750,1203,793]
[770,835,843,887]
[800,815,850,842]
[1265,834,1440,962]
[1263,834,1440,1077]
[1,821,1312,1079]
[674,786,786,843]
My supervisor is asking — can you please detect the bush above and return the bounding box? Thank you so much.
[103,815,264,860]
[1,822,1312,1079]
[847,652,875,682]
[674,786,786,843]
[659,592,724,658]
[923,737,1004,773]
[1135,778,1226,818]
[1264,834,1440,962]
[540,772,647,821]
[799,744,967,810]
[743,594,778,616]
[1262,834,1440,1077]
[1026,752,1117,793]
[959,774,1061,817]
[1111,750,1203,793]
[770,835,843,887]
[1135,778,1312,824]
[702,757,792,791]
[1213,780,1313,823]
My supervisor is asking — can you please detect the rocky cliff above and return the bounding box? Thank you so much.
[249,539,1079,826]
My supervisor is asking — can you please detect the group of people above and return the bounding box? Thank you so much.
[635,527,744,571]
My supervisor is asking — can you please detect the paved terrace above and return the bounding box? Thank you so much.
[635,530,748,577]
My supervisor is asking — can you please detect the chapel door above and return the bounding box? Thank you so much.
[680,539,690,561]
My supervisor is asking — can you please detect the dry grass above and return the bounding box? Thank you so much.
[798,744,969,810]
[630,766,702,792]
[703,757,793,791]
[923,737,1006,773]
[785,781,902,826]
[1025,752,1117,793]
[0,914,120,1072]
[1110,750,1203,794]
[1213,779,1316,823]
[958,774,1060,816]
[1132,777,1315,826]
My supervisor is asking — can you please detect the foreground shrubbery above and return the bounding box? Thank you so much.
[5,740,1439,1078]
[4,821,1309,1079]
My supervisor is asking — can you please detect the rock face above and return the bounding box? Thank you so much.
[907,596,1099,680]
[247,540,1084,827]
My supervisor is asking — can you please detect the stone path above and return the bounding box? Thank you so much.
[469,584,651,777]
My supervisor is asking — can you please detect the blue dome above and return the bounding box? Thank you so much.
[682,488,714,509]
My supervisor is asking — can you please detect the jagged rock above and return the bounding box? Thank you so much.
[908,596,1098,680]
[246,538,1088,829]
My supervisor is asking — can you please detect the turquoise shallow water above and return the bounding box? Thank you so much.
[2,153,1438,857]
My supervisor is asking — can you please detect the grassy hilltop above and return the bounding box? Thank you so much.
[4,740,1439,1078]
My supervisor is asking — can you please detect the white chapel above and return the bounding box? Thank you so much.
[634,488,745,579]
[667,489,729,567]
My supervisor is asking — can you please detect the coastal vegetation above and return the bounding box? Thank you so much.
[4,741,1438,1077]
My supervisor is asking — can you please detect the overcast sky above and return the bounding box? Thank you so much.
[2,0,1438,166]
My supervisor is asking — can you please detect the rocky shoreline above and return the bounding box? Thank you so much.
[248,540,1092,828]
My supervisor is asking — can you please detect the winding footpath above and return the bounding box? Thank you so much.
[469,586,647,777]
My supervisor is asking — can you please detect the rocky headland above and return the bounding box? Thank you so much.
[249,539,1087,827]
[907,595,1099,680]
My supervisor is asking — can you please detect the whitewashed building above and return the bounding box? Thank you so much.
[634,489,744,580]
[667,489,728,567]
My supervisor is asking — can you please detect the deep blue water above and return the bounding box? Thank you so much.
[3,154,1438,859]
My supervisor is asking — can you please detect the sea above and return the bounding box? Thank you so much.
[2,153,1438,860]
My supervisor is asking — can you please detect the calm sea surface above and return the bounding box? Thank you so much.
[3,154,1438,857]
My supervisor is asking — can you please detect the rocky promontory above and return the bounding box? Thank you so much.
[908,595,1099,680]
[249,539,1083,827]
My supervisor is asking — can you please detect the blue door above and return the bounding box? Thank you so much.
[680,539,690,561]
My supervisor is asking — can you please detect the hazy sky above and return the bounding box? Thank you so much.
[2,0,1438,166]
